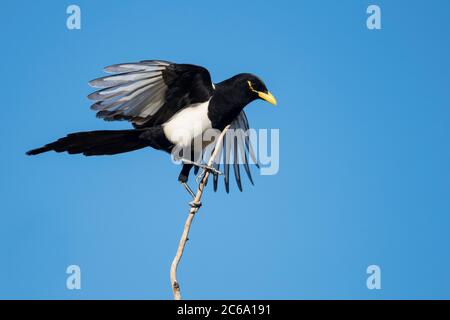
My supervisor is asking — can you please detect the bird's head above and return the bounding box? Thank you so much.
[225,73,277,107]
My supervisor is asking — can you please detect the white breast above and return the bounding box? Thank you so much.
[163,100,212,148]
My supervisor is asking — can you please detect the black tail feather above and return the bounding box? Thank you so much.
[26,130,147,156]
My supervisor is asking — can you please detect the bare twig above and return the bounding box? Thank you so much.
[170,125,231,300]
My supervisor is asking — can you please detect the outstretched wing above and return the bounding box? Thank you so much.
[88,60,214,126]
[210,111,260,193]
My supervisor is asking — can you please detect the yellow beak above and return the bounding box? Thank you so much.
[258,91,277,106]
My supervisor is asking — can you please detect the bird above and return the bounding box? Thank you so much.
[26,60,276,203]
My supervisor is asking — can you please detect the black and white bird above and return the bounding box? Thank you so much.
[26,60,276,199]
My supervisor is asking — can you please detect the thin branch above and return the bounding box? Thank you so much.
[170,125,231,300]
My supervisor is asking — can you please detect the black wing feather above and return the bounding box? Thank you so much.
[213,161,220,192]
[223,135,231,193]
[88,60,214,127]
[212,111,259,192]
[233,136,243,191]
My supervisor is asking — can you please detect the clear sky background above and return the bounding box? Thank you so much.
[1,0,449,299]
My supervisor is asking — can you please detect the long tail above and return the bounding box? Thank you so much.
[26,130,147,156]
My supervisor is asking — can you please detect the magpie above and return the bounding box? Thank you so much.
[26,60,276,198]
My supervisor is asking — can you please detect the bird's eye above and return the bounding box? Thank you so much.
[247,81,257,93]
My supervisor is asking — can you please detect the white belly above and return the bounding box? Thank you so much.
[163,100,212,148]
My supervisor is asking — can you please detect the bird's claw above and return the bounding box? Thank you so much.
[206,166,222,176]
[177,158,222,184]
[195,170,206,184]
[189,201,202,208]
[195,166,222,184]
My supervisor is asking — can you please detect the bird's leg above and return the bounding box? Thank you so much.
[178,163,202,208]
[181,182,196,199]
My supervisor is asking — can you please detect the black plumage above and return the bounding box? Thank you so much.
[27,60,276,193]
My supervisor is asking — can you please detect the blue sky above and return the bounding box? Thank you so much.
[1,0,449,299]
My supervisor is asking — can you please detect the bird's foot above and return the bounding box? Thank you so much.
[195,165,222,184]
[181,182,201,208]
[178,158,222,177]
[189,200,202,209]
[195,170,207,184]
